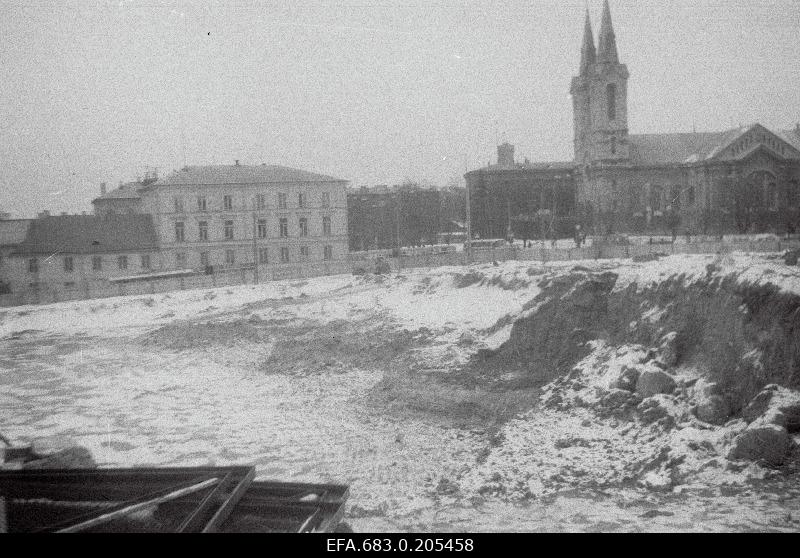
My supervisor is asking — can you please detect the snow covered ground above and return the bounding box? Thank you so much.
[1,254,799,531]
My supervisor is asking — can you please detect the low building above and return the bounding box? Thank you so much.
[0,219,33,294]
[465,144,578,241]
[6,214,161,299]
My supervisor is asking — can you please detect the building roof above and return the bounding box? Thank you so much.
[629,124,800,165]
[93,182,143,202]
[778,128,800,152]
[467,161,576,176]
[15,214,159,255]
[152,164,347,188]
[629,128,744,165]
[0,219,33,247]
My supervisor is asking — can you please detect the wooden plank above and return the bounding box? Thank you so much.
[201,467,255,533]
[56,478,219,533]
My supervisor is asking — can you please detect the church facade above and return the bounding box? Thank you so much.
[467,1,800,238]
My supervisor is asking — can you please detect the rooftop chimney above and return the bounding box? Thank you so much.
[497,143,515,168]
[100,182,107,195]
[235,159,240,166]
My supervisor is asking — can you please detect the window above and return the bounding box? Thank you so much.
[299,217,308,237]
[197,196,207,211]
[607,83,617,121]
[258,247,269,264]
[175,221,185,242]
[687,186,696,206]
[118,255,128,270]
[279,217,289,238]
[278,193,287,209]
[280,247,290,263]
[298,192,306,208]
[176,252,187,268]
[256,194,266,210]
[225,249,236,265]
[610,136,616,155]
[141,254,151,270]
[223,195,233,211]
[321,192,331,207]
[199,221,208,241]
[174,197,184,213]
[768,182,779,211]
[64,256,74,273]
[92,256,103,271]
[200,252,210,267]
[224,220,234,240]
[28,258,38,273]
[322,216,331,236]
[650,186,663,212]
[257,219,267,239]
[324,245,333,261]
[300,245,310,259]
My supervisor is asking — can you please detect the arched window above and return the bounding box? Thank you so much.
[650,185,663,212]
[607,84,617,121]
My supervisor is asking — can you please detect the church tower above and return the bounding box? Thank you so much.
[570,1,630,165]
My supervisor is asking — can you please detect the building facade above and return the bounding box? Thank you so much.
[467,1,800,237]
[347,184,442,251]
[133,163,349,272]
[5,214,162,297]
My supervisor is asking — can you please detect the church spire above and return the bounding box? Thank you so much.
[579,9,596,76]
[597,0,619,64]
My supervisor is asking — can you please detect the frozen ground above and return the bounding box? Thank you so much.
[1,255,799,532]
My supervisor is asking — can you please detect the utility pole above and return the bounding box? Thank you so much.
[251,209,259,284]
[395,193,401,254]
[465,155,472,264]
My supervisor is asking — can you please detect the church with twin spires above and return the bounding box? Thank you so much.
[466,0,800,238]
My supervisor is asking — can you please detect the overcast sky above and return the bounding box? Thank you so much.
[1,0,799,218]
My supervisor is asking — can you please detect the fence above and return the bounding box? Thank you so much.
[0,261,351,308]
[1,240,796,308]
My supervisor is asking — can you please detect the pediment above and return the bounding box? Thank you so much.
[712,124,800,162]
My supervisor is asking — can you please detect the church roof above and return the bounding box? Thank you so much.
[629,128,744,165]
[597,0,619,65]
[579,9,596,76]
[777,128,800,152]
[629,124,800,165]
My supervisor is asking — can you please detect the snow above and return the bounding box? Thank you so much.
[2,253,800,531]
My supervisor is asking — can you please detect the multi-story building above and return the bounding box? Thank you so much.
[347,184,441,251]
[133,162,349,272]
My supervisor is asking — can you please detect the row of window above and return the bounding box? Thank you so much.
[175,216,332,242]
[174,192,332,213]
[28,255,150,274]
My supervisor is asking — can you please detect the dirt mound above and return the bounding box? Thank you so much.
[471,269,800,411]
[140,320,271,351]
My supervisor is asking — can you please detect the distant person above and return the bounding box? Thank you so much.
[574,225,583,248]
